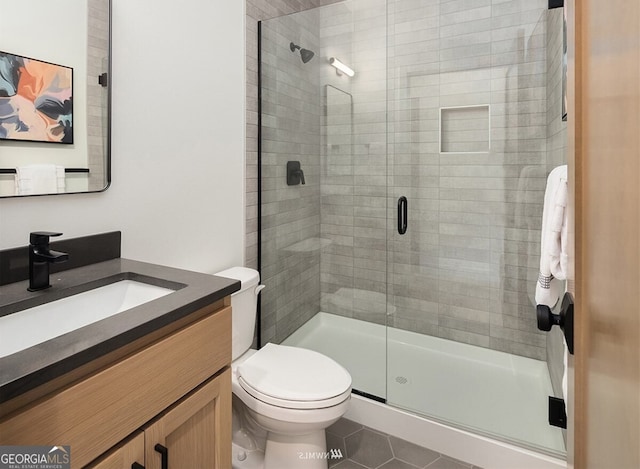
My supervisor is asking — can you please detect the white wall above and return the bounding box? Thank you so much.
[0,0,246,274]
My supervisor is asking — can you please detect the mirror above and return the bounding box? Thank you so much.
[324,85,353,178]
[0,0,111,197]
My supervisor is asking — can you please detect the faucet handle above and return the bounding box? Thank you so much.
[30,231,63,245]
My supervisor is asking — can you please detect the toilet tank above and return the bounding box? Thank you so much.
[215,267,263,361]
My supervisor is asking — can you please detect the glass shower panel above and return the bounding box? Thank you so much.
[320,84,387,400]
[315,0,389,401]
[259,8,323,346]
[385,0,566,456]
[262,1,389,402]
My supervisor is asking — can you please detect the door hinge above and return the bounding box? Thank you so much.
[549,396,567,429]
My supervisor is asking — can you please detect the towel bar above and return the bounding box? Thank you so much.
[0,168,90,174]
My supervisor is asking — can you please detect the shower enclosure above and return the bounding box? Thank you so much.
[259,0,567,458]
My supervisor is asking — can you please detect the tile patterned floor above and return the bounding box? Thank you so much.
[326,418,483,469]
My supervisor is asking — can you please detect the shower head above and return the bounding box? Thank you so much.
[300,48,315,63]
[289,42,315,63]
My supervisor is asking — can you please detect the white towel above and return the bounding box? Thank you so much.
[535,165,568,307]
[15,164,66,195]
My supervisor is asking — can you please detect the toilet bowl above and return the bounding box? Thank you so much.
[216,267,352,469]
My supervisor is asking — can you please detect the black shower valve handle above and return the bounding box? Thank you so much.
[287,161,306,186]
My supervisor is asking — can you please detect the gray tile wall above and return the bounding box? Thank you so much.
[545,8,567,172]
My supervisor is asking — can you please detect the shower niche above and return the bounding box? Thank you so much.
[439,105,490,154]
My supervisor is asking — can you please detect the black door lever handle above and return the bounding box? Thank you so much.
[398,196,407,235]
[537,292,574,354]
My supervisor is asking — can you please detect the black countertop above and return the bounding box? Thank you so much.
[0,258,240,403]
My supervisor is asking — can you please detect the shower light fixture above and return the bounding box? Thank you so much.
[329,57,355,77]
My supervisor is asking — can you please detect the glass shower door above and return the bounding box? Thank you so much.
[384,0,566,456]
[314,0,390,402]
[385,68,442,417]
[321,83,388,401]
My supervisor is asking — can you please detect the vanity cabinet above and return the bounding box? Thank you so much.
[143,372,230,469]
[88,371,230,469]
[0,300,232,469]
[87,433,144,469]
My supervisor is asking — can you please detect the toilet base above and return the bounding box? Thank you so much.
[232,442,264,469]
[264,430,329,469]
[232,431,335,469]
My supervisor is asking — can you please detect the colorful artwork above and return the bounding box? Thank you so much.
[0,51,73,144]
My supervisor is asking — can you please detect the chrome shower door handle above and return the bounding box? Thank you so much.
[398,196,408,235]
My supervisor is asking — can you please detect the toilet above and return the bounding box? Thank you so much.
[215,267,352,469]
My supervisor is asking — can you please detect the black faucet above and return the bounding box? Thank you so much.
[28,232,69,291]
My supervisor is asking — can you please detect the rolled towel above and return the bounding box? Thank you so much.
[535,165,568,307]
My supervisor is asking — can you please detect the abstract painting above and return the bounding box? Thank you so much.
[0,51,73,144]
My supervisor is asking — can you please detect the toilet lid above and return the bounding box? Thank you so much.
[237,343,352,403]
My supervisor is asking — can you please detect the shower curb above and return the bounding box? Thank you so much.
[344,395,566,469]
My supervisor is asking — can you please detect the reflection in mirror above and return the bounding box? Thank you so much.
[324,85,353,179]
[0,0,111,197]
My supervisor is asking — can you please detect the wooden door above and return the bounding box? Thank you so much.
[144,370,232,469]
[567,0,640,467]
[86,433,145,469]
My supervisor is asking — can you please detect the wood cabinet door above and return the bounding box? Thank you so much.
[86,432,145,469]
[144,369,231,469]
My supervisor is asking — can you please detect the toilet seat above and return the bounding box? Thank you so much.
[237,343,352,410]
[238,377,351,409]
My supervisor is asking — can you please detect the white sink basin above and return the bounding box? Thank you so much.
[0,280,175,358]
